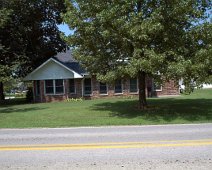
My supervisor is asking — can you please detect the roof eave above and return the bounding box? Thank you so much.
[24,58,84,81]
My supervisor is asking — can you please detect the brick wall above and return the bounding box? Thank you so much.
[89,77,139,99]
[155,80,179,96]
[33,81,40,102]
[87,76,179,98]
[33,77,179,103]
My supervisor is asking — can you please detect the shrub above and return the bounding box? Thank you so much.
[66,97,83,102]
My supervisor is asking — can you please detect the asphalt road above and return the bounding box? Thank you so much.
[0,124,212,170]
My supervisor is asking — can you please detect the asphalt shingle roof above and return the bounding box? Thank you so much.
[53,50,87,75]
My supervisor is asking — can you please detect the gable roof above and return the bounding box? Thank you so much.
[53,50,87,75]
[54,50,77,62]
[24,50,87,81]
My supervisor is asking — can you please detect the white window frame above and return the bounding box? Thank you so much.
[44,79,64,95]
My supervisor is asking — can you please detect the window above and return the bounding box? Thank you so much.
[99,82,107,94]
[45,80,54,94]
[45,79,64,95]
[69,79,75,94]
[55,79,64,94]
[129,78,138,93]
[154,82,162,91]
[35,80,40,96]
[84,78,92,95]
[114,80,122,93]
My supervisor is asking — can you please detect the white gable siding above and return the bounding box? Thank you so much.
[25,60,76,80]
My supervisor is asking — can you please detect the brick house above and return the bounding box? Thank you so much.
[24,50,179,102]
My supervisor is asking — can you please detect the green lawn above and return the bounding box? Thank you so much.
[0,89,211,128]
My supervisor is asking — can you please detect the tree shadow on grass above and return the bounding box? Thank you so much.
[0,98,28,107]
[0,107,46,114]
[91,98,212,123]
[0,98,47,114]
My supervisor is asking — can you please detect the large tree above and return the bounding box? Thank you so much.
[0,0,67,100]
[64,0,212,109]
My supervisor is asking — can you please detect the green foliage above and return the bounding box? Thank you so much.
[0,64,12,83]
[64,0,212,91]
[15,92,25,98]
[0,0,67,100]
[0,8,12,28]
[0,0,67,78]
[3,78,22,93]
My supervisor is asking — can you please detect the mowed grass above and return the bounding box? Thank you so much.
[0,89,211,128]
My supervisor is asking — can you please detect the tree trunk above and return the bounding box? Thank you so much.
[0,82,5,101]
[138,71,147,109]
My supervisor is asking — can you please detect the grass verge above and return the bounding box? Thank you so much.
[0,89,211,128]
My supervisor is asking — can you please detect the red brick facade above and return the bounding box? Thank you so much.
[33,77,179,103]
[155,80,179,96]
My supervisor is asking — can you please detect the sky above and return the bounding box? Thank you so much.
[58,24,73,36]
